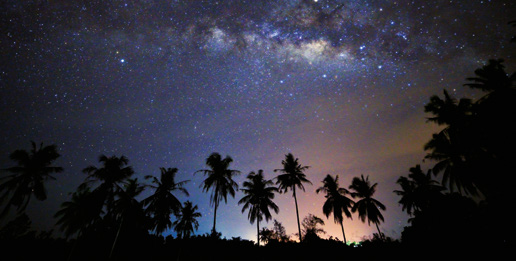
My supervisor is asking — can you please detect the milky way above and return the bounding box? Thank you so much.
[1,0,515,242]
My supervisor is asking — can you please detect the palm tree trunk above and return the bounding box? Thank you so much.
[293,186,302,242]
[340,221,347,244]
[109,217,124,260]
[375,222,384,240]
[212,190,219,235]
[67,230,82,261]
[257,219,260,246]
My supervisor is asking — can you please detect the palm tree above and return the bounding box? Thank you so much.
[316,174,354,243]
[54,186,103,239]
[349,175,386,239]
[54,186,104,261]
[110,178,146,259]
[394,165,444,218]
[143,167,189,235]
[173,201,202,239]
[425,89,473,127]
[0,141,63,217]
[196,152,240,235]
[238,170,279,245]
[463,59,516,198]
[274,153,311,242]
[80,155,134,220]
[464,59,515,93]
[424,90,479,195]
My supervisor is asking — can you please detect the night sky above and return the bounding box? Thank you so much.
[1,0,515,243]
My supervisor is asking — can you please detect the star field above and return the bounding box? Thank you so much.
[1,0,515,242]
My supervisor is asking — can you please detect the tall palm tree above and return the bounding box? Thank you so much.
[238,170,279,245]
[274,153,311,242]
[80,155,134,220]
[349,175,386,239]
[0,141,63,217]
[316,174,354,243]
[143,167,189,235]
[173,201,202,239]
[196,152,240,235]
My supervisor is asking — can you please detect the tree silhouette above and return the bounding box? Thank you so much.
[273,219,289,242]
[54,186,102,239]
[107,178,147,259]
[0,213,32,240]
[54,186,104,261]
[424,90,478,195]
[464,59,516,197]
[259,227,275,245]
[300,213,325,241]
[143,167,189,235]
[274,153,311,242]
[196,152,240,235]
[316,174,354,243]
[424,59,516,198]
[394,165,444,219]
[80,155,134,221]
[464,59,515,93]
[173,201,201,239]
[349,175,386,239]
[0,141,63,218]
[238,170,279,245]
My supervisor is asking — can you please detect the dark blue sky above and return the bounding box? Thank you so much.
[1,0,515,242]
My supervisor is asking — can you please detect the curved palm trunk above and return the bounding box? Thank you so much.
[340,221,347,244]
[293,186,302,242]
[375,222,384,240]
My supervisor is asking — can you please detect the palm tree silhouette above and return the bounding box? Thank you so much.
[464,59,515,93]
[465,59,516,200]
[274,153,311,242]
[424,90,478,195]
[173,201,201,239]
[143,167,189,235]
[0,141,63,217]
[316,174,354,243]
[394,165,444,218]
[54,186,102,239]
[238,170,279,245]
[80,155,134,220]
[349,175,386,239]
[110,178,146,259]
[196,152,240,235]
[54,186,103,261]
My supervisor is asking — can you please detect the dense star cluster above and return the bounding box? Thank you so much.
[1,0,515,242]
